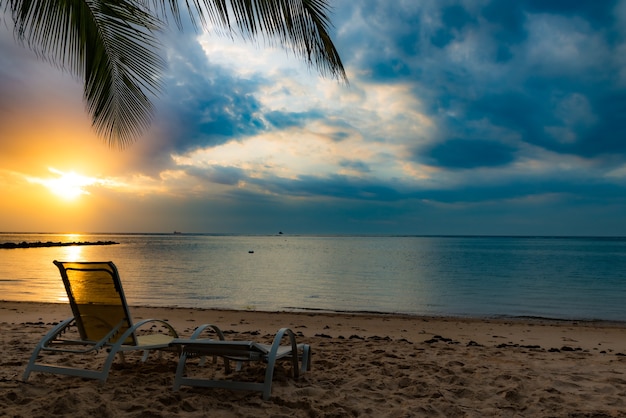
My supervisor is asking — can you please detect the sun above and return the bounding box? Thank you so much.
[38,168,96,200]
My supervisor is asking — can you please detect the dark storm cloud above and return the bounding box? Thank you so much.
[335,0,626,165]
[576,92,626,156]
[466,86,626,158]
[199,162,626,217]
[426,139,517,169]
[431,4,476,48]
[416,178,626,205]
[152,33,268,153]
[246,173,405,202]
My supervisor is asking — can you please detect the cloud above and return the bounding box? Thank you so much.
[149,31,268,154]
[133,0,626,234]
[425,139,517,169]
[3,1,626,234]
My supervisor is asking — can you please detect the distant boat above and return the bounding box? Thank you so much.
[173,231,182,235]
[278,231,283,235]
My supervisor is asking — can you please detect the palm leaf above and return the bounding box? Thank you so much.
[161,0,348,81]
[83,0,165,147]
[8,0,164,147]
[4,0,346,147]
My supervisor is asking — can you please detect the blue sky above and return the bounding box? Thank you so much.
[1,0,626,235]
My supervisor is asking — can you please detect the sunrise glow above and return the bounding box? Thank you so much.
[29,168,97,201]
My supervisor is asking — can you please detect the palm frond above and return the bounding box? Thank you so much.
[151,0,347,82]
[5,0,346,147]
[8,0,164,147]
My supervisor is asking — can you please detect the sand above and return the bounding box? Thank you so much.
[2,301,626,417]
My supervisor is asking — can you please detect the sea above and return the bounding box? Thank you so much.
[1,233,625,322]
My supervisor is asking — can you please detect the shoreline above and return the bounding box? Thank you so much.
[5,299,626,327]
[3,301,626,416]
[4,300,626,352]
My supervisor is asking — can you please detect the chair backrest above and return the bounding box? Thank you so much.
[54,261,137,345]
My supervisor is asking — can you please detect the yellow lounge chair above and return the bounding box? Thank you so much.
[23,261,179,382]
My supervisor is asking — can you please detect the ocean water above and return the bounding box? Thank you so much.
[1,233,625,321]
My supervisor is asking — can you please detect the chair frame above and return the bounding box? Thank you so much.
[23,260,179,383]
[171,326,311,400]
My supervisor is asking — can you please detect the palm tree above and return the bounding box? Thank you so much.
[2,0,346,147]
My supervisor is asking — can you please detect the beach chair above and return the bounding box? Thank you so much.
[170,326,311,400]
[23,260,179,383]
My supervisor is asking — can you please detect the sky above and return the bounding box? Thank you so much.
[2,0,626,235]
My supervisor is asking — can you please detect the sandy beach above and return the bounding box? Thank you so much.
[2,301,626,417]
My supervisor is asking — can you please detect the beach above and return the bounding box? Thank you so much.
[2,301,626,417]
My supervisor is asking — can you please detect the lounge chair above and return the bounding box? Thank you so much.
[170,326,311,400]
[23,260,179,383]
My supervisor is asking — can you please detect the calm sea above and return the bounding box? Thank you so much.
[1,233,625,321]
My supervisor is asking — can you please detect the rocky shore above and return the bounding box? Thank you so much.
[0,240,118,249]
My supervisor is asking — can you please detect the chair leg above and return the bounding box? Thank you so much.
[261,328,299,400]
[22,344,44,381]
[173,351,189,391]
[23,317,75,381]
[300,344,311,373]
